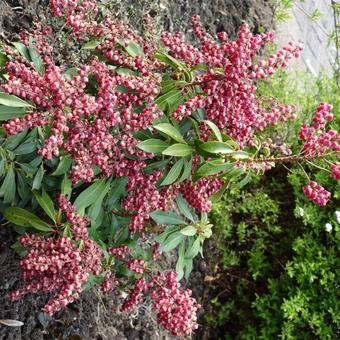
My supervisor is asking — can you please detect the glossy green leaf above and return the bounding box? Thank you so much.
[125,41,145,57]
[150,210,186,225]
[155,225,180,243]
[153,123,186,144]
[155,90,182,112]
[13,140,36,155]
[185,237,202,259]
[143,159,170,173]
[184,258,193,279]
[175,195,195,222]
[82,40,100,50]
[74,179,111,211]
[4,207,52,232]
[61,174,72,198]
[12,42,31,61]
[194,160,235,179]
[33,190,56,223]
[162,144,193,157]
[28,45,44,75]
[0,163,16,203]
[160,231,185,252]
[32,165,44,190]
[176,157,192,183]
[0,105,27,121]
[0,93,33,108]
[160,158,184,186]
[202,120,223,142]
[52,155,72,176]
[199,141,234,154]
[231,151,249,159]
[3,130,28,150]
[180,225,197,236]
[137,139,169,154]
[0,52,9,67]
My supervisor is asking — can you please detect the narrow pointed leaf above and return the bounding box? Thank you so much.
[137,139,169,154]
[160,159,184,186]
[162,144,193,157]
[154,123,186,144]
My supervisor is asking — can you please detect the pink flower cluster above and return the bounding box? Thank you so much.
[121,271,200,337]
[331,163,340,180]
[299,103,339,157]
[303,181,331,206]
[180,178,223,212]
[162,16,302,146]
[10,195,102,315]
[150,271,200,337]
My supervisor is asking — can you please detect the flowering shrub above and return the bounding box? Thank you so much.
[0,0,338,336]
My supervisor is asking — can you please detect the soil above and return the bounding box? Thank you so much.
[0,1,275,339]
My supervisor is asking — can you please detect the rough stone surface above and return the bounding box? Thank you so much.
[276,0,337,75]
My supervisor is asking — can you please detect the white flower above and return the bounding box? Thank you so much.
[325,223,333,233]
[335,211,340,224]
[298,207,304,217]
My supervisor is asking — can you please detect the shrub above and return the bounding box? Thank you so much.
[0,0,338,336]
[207,69,340,339]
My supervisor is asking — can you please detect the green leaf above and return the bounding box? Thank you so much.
[143,159,170,173]
[12,42,31,61]
[13,140,36,155]
[28,44,44,75]
[61,174,72,198]
[0,52,9,67]
[4,207,52,232]
[116,68,136,75]
[184,258,193,279]
[33,190,56,223]
[155,51,187,71]
[160,231,185,252]
[154,123,186,144]
[175,195,195,222]
[237,172,252,188]
[105,177,127,210]
[16,172,30,201]
[150,210,186,225]
[162,144,193,157]
[155,90,182,112]
[126,41,145,57]
[0,163,16,203]
[0,105,27,120]
[194,160,235,179]
[185,237,202,259]
[32,165,44,190]
[160,158,184,186]
[176,157,192,183]
[82,40,100,49]
[52,155,72,176]
[180,226,197,236]
[136,139,169,154]
[0,159,4,177]
[176,241,186,280]
[3,130,28,150]
[63,67,78,80]
[155,225,180,243]
[202,120,223,142]
[231,151,249,159]
[199,141,234,154]
[0,93,33,108]
[74,179,111,211]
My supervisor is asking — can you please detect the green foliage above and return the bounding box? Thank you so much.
[207,69,340,339]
